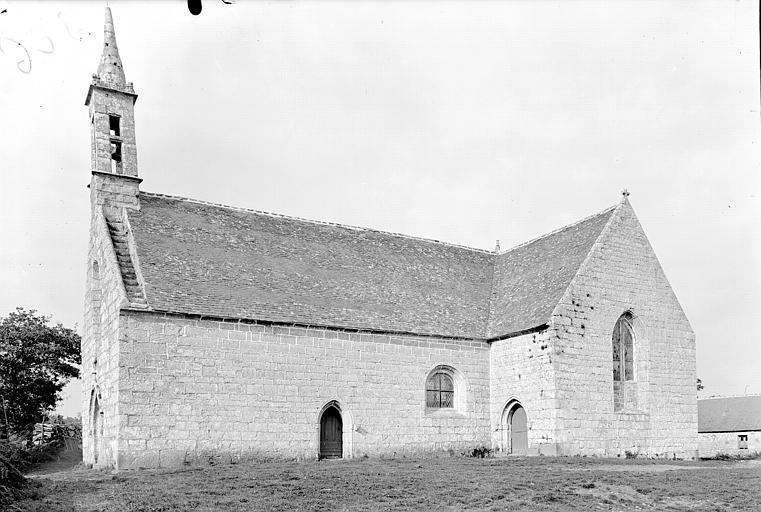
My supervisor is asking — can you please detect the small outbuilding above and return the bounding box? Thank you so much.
[698,395,761,457]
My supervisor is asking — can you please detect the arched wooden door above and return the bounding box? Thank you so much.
[319,407,343,459]
[509,405,528,454]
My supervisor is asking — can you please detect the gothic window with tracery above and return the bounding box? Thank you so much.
[612,312,634,382]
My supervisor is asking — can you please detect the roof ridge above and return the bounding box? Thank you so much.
[497,204,618,256]
[139,191,495,255]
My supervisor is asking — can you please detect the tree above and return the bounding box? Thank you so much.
[0,308,80,434]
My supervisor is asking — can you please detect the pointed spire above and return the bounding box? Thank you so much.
[494,240,500,253]
[97,7,126,87]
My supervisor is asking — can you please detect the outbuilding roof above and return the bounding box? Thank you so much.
[698,396,761,433]
[124,192,617,340]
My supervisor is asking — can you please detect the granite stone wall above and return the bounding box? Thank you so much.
[84,198,699,467]
[115,312,491,469]
[489,330,561,455]
[698,432,761,457]
[549,201,697,458]
[82,210,127,468]
[88,83,138,178]
[83,73,142,469]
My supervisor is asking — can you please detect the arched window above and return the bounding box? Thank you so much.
[612,312,634,382]
[426,371,454,408]
[89,389,103,465]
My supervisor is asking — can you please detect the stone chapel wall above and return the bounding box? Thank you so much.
[550,202,697,458]
[489,329,561,455]
[116,312,491,468]
[82,210,125,468]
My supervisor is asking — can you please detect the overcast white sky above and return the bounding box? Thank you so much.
[0,0,759,417]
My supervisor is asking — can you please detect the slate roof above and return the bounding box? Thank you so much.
[127,193,494,339]
[698,396,761,433]
[124,192,617,340]
[488,208,615,336]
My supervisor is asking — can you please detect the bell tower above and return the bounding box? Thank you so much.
[85,7,141,209]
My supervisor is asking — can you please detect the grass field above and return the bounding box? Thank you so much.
[13,456,761,511]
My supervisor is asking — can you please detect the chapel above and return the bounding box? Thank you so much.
[82,8,698,469]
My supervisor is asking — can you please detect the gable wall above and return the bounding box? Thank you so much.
[550,202,697,457]
[82,208,125,468]
[116,311,491,468]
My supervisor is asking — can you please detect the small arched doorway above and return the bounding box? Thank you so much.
[501,402,528,455]
[319,405,343,459]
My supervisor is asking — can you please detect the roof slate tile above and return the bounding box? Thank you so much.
[129,193,494,339]
[488,208,615,336]
[126,192,617,339]
[698,396,761,433]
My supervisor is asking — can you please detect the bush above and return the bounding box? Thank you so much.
[0,432,70,507]
[0,438,60,472]
[470,446,493,458]
[710,451,761,461]
[0,449,28,509]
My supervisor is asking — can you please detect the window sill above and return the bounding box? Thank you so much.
[613,409,649,418]
[425,408,466,419]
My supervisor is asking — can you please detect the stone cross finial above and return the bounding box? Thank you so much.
[494,240,500,253]
[621,188,630,198]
